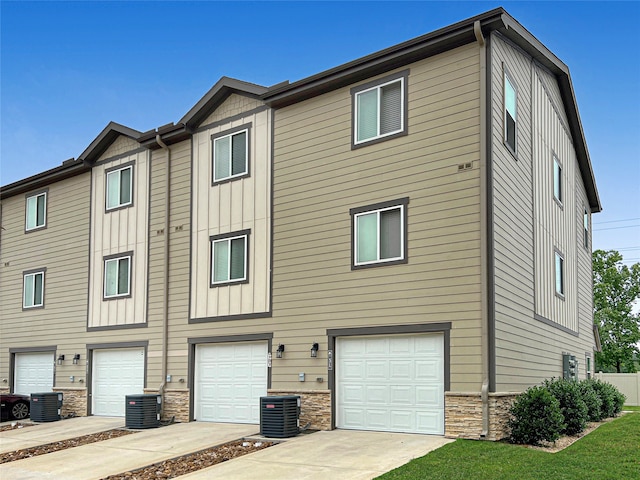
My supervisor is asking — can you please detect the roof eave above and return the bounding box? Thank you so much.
[79,121,143,165]
[1,159,89,199]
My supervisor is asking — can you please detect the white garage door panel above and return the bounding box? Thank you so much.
[337,333,444,435]
[14,352,54,395]
[92,348,144,417]
[195,342,267,423]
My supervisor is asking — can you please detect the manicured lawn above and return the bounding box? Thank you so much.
[623,405,640,412]
[377,413,639,480]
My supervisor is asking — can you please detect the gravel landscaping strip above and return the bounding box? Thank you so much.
[101,439,273,479]
[0,422,35,432]
[0,429,136,464]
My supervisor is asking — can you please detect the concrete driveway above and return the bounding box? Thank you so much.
[0,417,452,480]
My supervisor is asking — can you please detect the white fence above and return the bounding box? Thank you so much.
[594,372,640,406]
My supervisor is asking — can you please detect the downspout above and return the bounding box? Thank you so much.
[474,20,490,439]
[156,134,171,409]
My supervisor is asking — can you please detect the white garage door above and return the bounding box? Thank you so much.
[92,348,145,416]
[337,333,444,435]
[14,352,54,395]
[194,341,267,423]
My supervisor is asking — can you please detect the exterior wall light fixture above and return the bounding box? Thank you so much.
[73,354,81,364]
[276,344,285,358]
[57,354,65,365]
[310,343,319,358]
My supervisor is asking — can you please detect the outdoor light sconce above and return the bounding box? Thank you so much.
[57,354,65,365]
[73,354,81,365]
[310,343,319,358]
[276,344,285,359]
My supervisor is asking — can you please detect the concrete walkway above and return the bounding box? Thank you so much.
[0,417,124,454]
[182,429,453,480]
[0,421,258,480]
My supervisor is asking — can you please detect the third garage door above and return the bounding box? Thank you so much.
[194,342,267,423]
[92,348,145,416]
[337,333,444,435]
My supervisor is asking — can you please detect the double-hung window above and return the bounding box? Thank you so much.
[504,71,517,154]
[210,230,249,285]
[351,198,408,268]
[26,191,47,231]
[104,253,132,298]
[212,127,249,183]
[106,164,133,211]
[554,250,565,297]
[553,156,563,204]
[23,269,45,309]
[352,71,408,147]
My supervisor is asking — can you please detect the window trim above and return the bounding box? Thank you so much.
[209,229,251,287]
[211,124,252,185]
[350,197,409,270]
[583,206,590,250]
[25,189,48,232]
[22,268,46,310]
[503,67,517,156]
[554,249,565,299]
[105,162,135,212]
[553,155,563,206]
[351,69,409,149]
[103,252,133,300]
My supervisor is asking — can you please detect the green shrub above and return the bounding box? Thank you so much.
[578,379,603,422]
[508,385,565,445]
[589,379,626,418]
[544,378,588,435]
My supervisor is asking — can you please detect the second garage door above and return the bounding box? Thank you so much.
[337,333,444,435]
[194,342,267,423]
[92,348,145,416]
[14,352,54,395]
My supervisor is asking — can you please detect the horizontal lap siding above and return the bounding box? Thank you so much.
[272,43,483,392]
[0,173,91,388]
[491,34,595,391]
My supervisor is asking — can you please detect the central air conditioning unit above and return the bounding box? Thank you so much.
[30,392,63,422]
[125,394,162,429]
[260,395,300,438]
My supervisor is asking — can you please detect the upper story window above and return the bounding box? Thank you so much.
[104,253,132,299]
[23,269,45,309]
[553,156,563,204]
[504,70,517,154]
[210,230,250,285]
[583,207,589,249]
[350,198,408,269]
[352,70,408,148]
[106,164,133,211]
[554,250,565,298]
[212,126,250,184]
[25,190,47,231]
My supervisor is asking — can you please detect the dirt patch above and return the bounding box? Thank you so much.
[0,422,35,432]
[102,440,273,479]
[0,429,136,464]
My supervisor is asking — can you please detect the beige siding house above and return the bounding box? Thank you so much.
[0,8,600,439]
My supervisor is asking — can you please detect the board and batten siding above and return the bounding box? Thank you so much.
[490,33,595,392]
[271,43,484,392]
[0,172,91,388]
[190,106,272,320]
[88,145,149,328]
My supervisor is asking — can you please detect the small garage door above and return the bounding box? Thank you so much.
[14,352,54,395]
[337,333,444,435]
[194,341,267,423]
[92,348,145,416]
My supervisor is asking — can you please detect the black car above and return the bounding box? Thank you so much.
[0,393,30,421]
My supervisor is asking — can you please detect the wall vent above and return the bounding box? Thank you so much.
[457,162,473,172]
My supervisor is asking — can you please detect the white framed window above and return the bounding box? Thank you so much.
[104,254,131,298]
[583,207,589,249]
[106,165,133,211]
[210,231,249,285]
[26,191,47,231]
[351,198,408,268]
[23,270,45,308]
[504,71,517,153]
[213,128,249,183]
[353,72,407,146]
[553,156,562,204]
[586,355,592,379]
[555,250,565,297]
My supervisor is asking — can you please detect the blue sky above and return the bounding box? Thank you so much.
[1,1,638,261]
